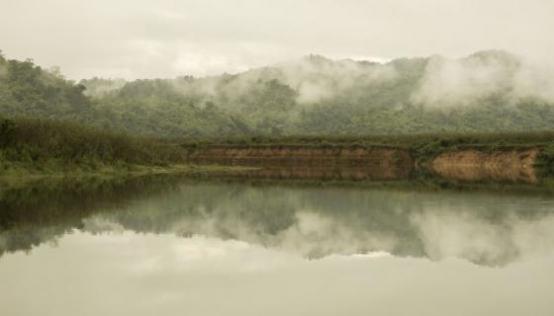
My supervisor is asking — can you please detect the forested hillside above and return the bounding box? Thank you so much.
[2,50,554,139]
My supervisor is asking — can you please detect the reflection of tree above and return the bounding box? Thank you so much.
[1,178,553,267]
[0,175,184,257]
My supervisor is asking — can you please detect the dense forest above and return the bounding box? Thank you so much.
[2,49,554,139]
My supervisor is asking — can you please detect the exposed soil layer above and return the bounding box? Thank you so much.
[185,146,414,180]
[185,145,541,183]
[188,145,410,164]
[208,166,410,181]
[430,148,539,183]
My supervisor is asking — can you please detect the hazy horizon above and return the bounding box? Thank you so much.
[2,0,553,80]
[2,2,554,315]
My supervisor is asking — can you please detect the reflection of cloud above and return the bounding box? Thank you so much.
[171,236,245,262]
[161,208,400,259]
[61,210,554,275]
[511,216,554,256]
[276,211,398,259]
[83,216,126,234]
[410,208,554,266]
[3,228,554,316]
[120,235,299,275]
[75,183,554,268]
[330,252,392,260]
[4,180,554,268]
[0,235,7,255]
[410,210,519,266]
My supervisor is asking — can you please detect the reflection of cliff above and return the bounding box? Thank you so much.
[2,178,553,267]
[430,148,539,183]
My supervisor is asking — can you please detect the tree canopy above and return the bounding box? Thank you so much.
[1,50,554,139]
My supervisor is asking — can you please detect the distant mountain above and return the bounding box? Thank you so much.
[2,50,554,138]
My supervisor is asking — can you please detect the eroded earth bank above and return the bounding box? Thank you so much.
[183,145,546,183]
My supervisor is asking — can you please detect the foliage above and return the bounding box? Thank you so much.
[1,51,554,140]
[0,117,184,172]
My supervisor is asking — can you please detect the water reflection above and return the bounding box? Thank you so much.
[1,176,554,267]
[2,176,554,316]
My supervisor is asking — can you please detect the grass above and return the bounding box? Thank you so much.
[0,161,254,188]
[183,131,554,148]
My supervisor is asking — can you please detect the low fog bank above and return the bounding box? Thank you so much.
[412,51,554,107]
[3,49,554,137]
[83,50,554,108]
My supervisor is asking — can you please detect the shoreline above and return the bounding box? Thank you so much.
[0,164,253,187]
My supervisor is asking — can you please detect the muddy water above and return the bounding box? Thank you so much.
[1,176,554,316]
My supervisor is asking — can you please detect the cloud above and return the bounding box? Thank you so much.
[0,0,553,80]
[411,51,554,107]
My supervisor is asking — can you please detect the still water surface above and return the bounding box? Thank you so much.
[1,177,554,315]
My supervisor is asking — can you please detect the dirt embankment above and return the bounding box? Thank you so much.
[208,166,407,181]
[430,148,539,183]
[184,145,542,183]
[185,145,415,180]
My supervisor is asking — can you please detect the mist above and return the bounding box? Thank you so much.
[1,0,553,80]
[2,0,554,137]
[3,2,554,315]
[412,51,554,107]
[81,50,554,111]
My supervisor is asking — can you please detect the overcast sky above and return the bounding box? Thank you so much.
[1,0,552,80]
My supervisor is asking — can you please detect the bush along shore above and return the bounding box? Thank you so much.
[2,116,554,182]
[0,116,209,180]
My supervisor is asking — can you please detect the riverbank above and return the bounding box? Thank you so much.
[183,132,554,165]
[182,142,552,182]
[2,117,554,184]
[0,162,251,188]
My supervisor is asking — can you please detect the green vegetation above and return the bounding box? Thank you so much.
[537,144,554,176]
[1,50,554,178]
[76,52,554,137]
[0,115,188,177]
[2,113,554,179]
[2,50,554,139]
[0,117,256,181]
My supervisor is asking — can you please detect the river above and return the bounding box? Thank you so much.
[1,175,553,315]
